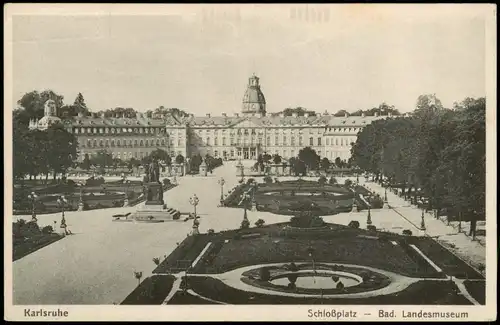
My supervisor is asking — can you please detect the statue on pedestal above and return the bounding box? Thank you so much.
[148,159,160,183]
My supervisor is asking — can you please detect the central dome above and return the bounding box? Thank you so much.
[242,74,266,116]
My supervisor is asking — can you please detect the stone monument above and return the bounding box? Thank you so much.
[199,157,208,176]
[118,158,180,223]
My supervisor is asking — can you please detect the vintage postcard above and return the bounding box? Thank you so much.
[4,3,497,322]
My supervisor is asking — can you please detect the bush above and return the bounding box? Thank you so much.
[41,225,54,234]
[344,179,353,187]
[370,195,384,209]
[348,220,360,229]
[263,176,273,184]
[260,268,271,281]
[207,229,215,234]
[288,262,298,272]
[329,177,337,185]
[152,257,160,265]
[162,178,171,187]
[247,178,255,185]
[240,219,250,229]
[331,275,340,282]
[287,273,298,284]
[367,225,377,232]
[336,281,345,290]
[112,200,123,207]
[318,176,327,185]
[402,229,413,236]
[255,219,265,227]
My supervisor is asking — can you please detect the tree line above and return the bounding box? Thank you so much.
[351,95,485,235]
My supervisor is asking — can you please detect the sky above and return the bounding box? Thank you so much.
[10,4,488,115]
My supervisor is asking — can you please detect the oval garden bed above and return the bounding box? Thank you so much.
[241,263,391,295]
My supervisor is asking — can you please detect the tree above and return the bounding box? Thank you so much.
[74,93,87,109]
[272,154,282,165]
[320,157,330,172]
[91,149,113,171]
[334,109,349,117]
[175,154,185,165]
[334,157,342,168]
[46,124,78,179]
[298,147,320,170]
[262,153,272,164]
[16,90,64,126]
[275,107,317,117]
[82,153,91,170]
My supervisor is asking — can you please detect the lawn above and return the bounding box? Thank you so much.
[13,233,64,261]
[462,280,485,305]
[412,237,484,279]
[121,275,176,305]
[178,277,472,305]
[201,234,441,278]
[13,220,65,261]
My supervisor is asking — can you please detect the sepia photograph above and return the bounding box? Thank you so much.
[4,3,497,322]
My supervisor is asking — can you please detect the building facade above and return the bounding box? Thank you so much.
[30,75,388,162]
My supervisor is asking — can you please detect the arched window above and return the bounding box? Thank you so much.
[156,139,160,146]
[140,140,144,146]
[206,137,210,146]
[105,139,110,147]
[111,140,115,147]
[161,139,165,146]
[87,139,92,147]
[134,140,138,147]
[309,137,314,146]
[99,140,104,147]
[117,140,121,147]
[145,140,149,147]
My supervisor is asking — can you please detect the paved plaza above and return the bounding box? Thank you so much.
[11,161,485,305]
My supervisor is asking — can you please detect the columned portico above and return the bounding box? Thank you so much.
[235,145,261,160]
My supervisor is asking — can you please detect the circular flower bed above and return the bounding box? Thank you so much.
[241,263,391,295]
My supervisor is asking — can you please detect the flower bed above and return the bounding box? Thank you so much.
[167,291,219,305]
[13,221,64,261]
[181,277,471,305]
[121,275,176,305]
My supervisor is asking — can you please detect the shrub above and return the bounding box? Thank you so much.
[367,225,377,232]
[318,176,327,185]
[247,178,255,184]
[263,176,273,184]
[66,179,75,186]
[331,275,340,282]
[112,200,123,207]
[41,225,54,234]
[402,229,413,236]
[240,219,250,229]
[336,281,345,290]
[344,179,353,187]
[287,273,298,284]
[162,178,171,187]
[207,229,215,234]
[348,220,360,229]
[255,219,265,227]
[288,262,298,272]
[370,195,384,209]
[238,179,244,184]
[152,257,160,265]
[329,177,337,185]
[260,268,271,281]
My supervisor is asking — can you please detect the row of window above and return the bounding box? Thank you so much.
[81,138,181,148]
[191,127,359,136]
[74,127,164,135]
[82,150,183,160]
[198,136,352,147]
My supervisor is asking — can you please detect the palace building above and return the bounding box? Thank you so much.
[29,75,388,162]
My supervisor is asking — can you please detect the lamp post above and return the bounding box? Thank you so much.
[242,193,250,227]
[57,195,69,235]
[28,192,38,222]
[77,183,85,211]
[218,177,225,206]
[192,217,200,236]
[189,194,199,218]
[367,204,372,226]
[420,208,426,231]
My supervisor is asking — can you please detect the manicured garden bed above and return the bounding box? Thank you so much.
[412,237,484,279]
[180,277,471,305]
[167,291,219,305]
[13,220,65,261]
[121,275,176,305]
[13,233,64,261]
[462,280,485,305]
